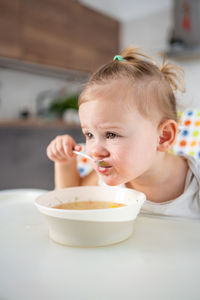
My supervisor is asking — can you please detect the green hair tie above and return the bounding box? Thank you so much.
[113,55,123,62]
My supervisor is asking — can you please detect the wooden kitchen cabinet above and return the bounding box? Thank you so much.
[0,0,21,58]
[0,0,119,72]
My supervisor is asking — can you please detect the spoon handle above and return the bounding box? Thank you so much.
[72,150,93,161]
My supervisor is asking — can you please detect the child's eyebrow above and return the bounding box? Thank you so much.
[82,125,123,131]
[81,121,126,131]
[98,124,123,130]
[81,126,89,131]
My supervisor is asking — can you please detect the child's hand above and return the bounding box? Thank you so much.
[46,135,82,164]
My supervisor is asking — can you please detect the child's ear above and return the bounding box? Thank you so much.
[157,119,178,152]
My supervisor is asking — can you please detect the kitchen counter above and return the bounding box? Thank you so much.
[0,118,81,128]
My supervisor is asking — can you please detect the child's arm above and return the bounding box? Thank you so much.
[47,135,82,189]
[47,135,98,189]
[54,159,80,189]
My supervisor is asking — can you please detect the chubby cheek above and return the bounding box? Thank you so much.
[111,148,133,179]
[114,138,157,178]
[85,142,93,158]
[112,149,127,167]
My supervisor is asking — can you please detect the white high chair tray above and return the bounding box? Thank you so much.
[0,189,200,300]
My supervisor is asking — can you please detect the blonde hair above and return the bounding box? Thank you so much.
[79,46,185,122]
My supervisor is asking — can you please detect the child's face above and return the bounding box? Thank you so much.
[79,84,160,186]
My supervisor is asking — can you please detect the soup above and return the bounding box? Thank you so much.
[53,201,125,210]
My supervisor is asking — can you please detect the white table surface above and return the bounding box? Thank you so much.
[0,189,200,300]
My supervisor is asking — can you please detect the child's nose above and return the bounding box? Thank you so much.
[89,142,109,160]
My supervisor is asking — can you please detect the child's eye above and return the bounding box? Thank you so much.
[106,132,119,139]
[85,132,94,139]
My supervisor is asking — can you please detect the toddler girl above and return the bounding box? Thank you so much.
[47,46,200,219]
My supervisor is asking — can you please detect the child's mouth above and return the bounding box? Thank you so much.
[94,160,112,174]
[97,165,112,174]
[97,160,110,168]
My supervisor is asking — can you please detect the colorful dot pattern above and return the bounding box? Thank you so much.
[172,109,200,159]
[76,143,93,177]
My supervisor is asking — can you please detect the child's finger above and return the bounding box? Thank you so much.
[56,139,68,158]
[46,145,54,160]
[62,138,75,157]
[63,143,74,158]
[52,143,65,160]
[47,145,62,161]
[74,144,82,151]
[46,135,79,162]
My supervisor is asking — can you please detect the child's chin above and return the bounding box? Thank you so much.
[103,177,123,186]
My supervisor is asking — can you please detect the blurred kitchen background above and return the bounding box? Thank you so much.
[0,0,200,190]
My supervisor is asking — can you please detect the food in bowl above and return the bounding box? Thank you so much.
[35,186,145,247]
[53,201,125,210]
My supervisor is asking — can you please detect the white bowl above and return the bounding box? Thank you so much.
[35,186,146,247]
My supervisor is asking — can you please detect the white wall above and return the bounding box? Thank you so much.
[120,5,200,109]
[0,68,84,119]
[120,8,172,54]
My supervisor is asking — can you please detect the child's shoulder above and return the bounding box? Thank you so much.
[182,154,200,182]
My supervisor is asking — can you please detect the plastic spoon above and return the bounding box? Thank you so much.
[72,150,93,161]
[72,150,109,167]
